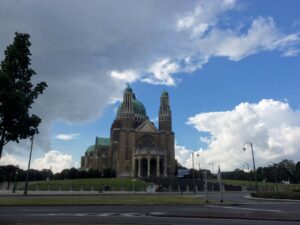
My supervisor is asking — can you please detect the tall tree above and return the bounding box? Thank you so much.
[0,32,47,158]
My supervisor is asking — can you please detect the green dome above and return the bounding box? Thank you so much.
[162,89,168,96]
[133,98,146,116]
[117,96,147,117]
[125,85,133,93]
[85,145,95,156]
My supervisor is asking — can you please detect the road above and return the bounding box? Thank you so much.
[0,192,300,225]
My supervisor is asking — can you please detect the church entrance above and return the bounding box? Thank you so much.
[150,159,157,176]
[141,158,148,177]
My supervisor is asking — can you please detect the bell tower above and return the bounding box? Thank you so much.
[119,85,134,129]
[159,90,172,132]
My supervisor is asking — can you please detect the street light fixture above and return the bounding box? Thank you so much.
[243,142,258,192]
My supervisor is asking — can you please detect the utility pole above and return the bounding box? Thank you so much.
[192,152,196,194]
[24,136,34,196]
[204,170,208,203]
[218,165,223,202]
[243,142,258,192]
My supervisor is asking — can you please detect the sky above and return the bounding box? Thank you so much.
[0,0,300,173]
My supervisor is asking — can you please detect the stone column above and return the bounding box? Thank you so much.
[138,157,141,177]
[156,155,160,177]
[132,158,135,177]
[147,156,150,177]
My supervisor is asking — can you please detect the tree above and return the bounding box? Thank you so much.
[0,32,47,158]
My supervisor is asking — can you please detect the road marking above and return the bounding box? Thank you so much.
[22,209,58,212]
[74,213,87,216]
[207,205,282,213]
[97,213,118,217]
[149,212,166,215]
[27,212,149,217]
[122,213,145,217]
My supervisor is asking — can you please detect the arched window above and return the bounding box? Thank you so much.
[137,136,157,149]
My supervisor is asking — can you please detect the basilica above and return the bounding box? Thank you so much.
[80,86,176,177]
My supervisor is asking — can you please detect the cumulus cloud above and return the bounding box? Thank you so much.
[182,99,300,171]
[0,153,28,169]
[55,133,80,141]
[110,70,140,83]
[34,151,75,173]
[0,150,75,173]
[143,58,180,86]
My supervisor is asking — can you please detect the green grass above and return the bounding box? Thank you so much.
[27,178,147,191]
[0,195,204,206]
[252,192,300,200]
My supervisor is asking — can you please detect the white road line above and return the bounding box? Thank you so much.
[121,213,145,217]
[96,213,118,217]
[208,205,282,213]
[22,209,58,212]
[149,212,166,215]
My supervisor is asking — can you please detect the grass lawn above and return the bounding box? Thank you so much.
[0,195,204,206]
[27,178,147,191]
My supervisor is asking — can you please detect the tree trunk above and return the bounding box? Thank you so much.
[0,132,5,159]
[0,140,3,159]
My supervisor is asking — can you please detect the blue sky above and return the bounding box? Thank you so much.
[0,0,300,172]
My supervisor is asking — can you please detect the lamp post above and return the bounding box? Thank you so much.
[12,169,19,193]
[196,153,200,180]
[192,152,196,194]
[209,162,214,192]
[243,142,258,192]
[243,162,251,188]
[24,136,34,196]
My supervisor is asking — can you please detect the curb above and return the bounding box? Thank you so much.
[148,213,300,222]
[244,195,300,202]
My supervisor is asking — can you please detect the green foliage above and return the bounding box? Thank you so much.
[252,191,300,200]
[0,32,47,157]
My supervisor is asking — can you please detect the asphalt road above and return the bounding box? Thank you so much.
[1,192,300,225]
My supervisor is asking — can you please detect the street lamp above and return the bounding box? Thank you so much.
[209,162,214,192]
[243,142,258,192]
[24,136,34,196]
[196,153,200,179]
[12,169,19,193]
[243,162,251,188]
[192,152,196,194]
[196,154,200,170]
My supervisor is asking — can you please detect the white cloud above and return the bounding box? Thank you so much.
[0,150,76,173]
[55,133,80,141]
[204,17,300,60]
[283,48,300,57]
[110,70,140,83]
[183,99,300,171]
[175,144,204,171]
[34,151,75,173]
[144,58,179,86]
[0,153,27,169]
[176,0,236,37]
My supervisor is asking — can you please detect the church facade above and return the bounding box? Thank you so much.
[81,86,176,177]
